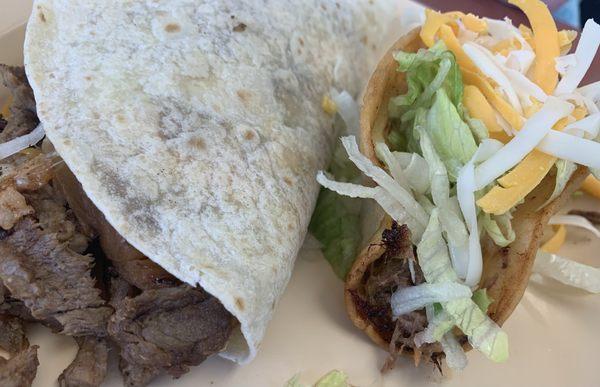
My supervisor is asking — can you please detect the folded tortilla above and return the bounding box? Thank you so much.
[23,0,402,363]
[345,28,589,355]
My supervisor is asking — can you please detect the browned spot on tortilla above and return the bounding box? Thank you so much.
[287,222,294,231]
[63,139,72,146]
[283,176,292,186]
[37,7,46,22]
[92,112,100,119]
[164,23,181,33]
[235,298,245,311]
[84,75,92,81]
[243,130,255,141]
[233,23,246,32]
[188,137,206,150]
[116,114,125,123]
[298,37,304,46]
[361,35,368,45]
[236,89,251,103]
[321,4,327,11]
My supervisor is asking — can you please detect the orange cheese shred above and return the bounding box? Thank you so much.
[541,225,567,253]
[477,107,588,215]
[581,175,600,200]
[462,70,524,130]
[509,0,560,94]
[437,24,478,72]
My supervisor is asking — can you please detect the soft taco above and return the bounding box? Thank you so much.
[311,0,600,370]
[0,0,403,385]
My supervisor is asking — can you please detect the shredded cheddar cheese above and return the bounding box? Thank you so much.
[462,70,524,130]
[437,25,479,72]
[509,0,560,94]
[477,107,587,215]
[581,175,600,200]
[321,94,337,115]
[420,9,487,48]
[464,85,505,133]
[541,225,567,253]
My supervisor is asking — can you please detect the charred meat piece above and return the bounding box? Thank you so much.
[0,315,28,357]
[58,336,108,387]
[53,164,179,290]
[350,222,441,363]
[109,286,235,384]
[0,66,38,142]
[0,346,39,387]
[0,217,111,336]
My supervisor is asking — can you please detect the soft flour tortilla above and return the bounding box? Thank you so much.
[24,0,402,363]
[345,28,589,351]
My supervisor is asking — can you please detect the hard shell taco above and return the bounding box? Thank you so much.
[311,0,600,370]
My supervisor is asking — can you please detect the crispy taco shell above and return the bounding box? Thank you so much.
[345,28,588,353]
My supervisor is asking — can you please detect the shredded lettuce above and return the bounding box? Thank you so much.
[425,89,478,180]
[284,375,303,387]
[414,310,454,347]
[388,42,465,154]
[390,41,463,119]
[472,288,493,313]
[444,297,509,362]
[309,188,361,279]
[391,282,472,316]
[315,370,349,387]
[465,114,490,143]
[416,211,508,363]
[309,100,362,280]
[285,370,349,387]
[481,212,516,247]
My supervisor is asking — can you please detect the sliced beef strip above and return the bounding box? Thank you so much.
[109,286,235,384]
[0,315,28,357]
[58,336,108,387]
[0,217,111,336]
[351,222,442,363]
[0,345,39,387]
[0,66,38,142]
[53,164,179,290]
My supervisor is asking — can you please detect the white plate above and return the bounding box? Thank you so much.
[2,2,600,386]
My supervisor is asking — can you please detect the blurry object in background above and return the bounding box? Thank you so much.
[553,0,581,27]
[581,0,600,24]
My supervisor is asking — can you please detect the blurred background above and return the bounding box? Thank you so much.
[420,0,598,29]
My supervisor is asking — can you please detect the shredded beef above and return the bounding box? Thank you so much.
[569,209,600,225]
[0,187,33,230]
[0,66,38,142]
[109,285,235,385]
[54,165,179,290]
[58,337,108,387]
[119,359,161,387]
[0,315,28,356]
[352,222,441,364]
[0,346,39,387]
[0,217,111,336]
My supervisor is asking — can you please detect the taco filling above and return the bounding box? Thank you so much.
[311,0,600,370]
